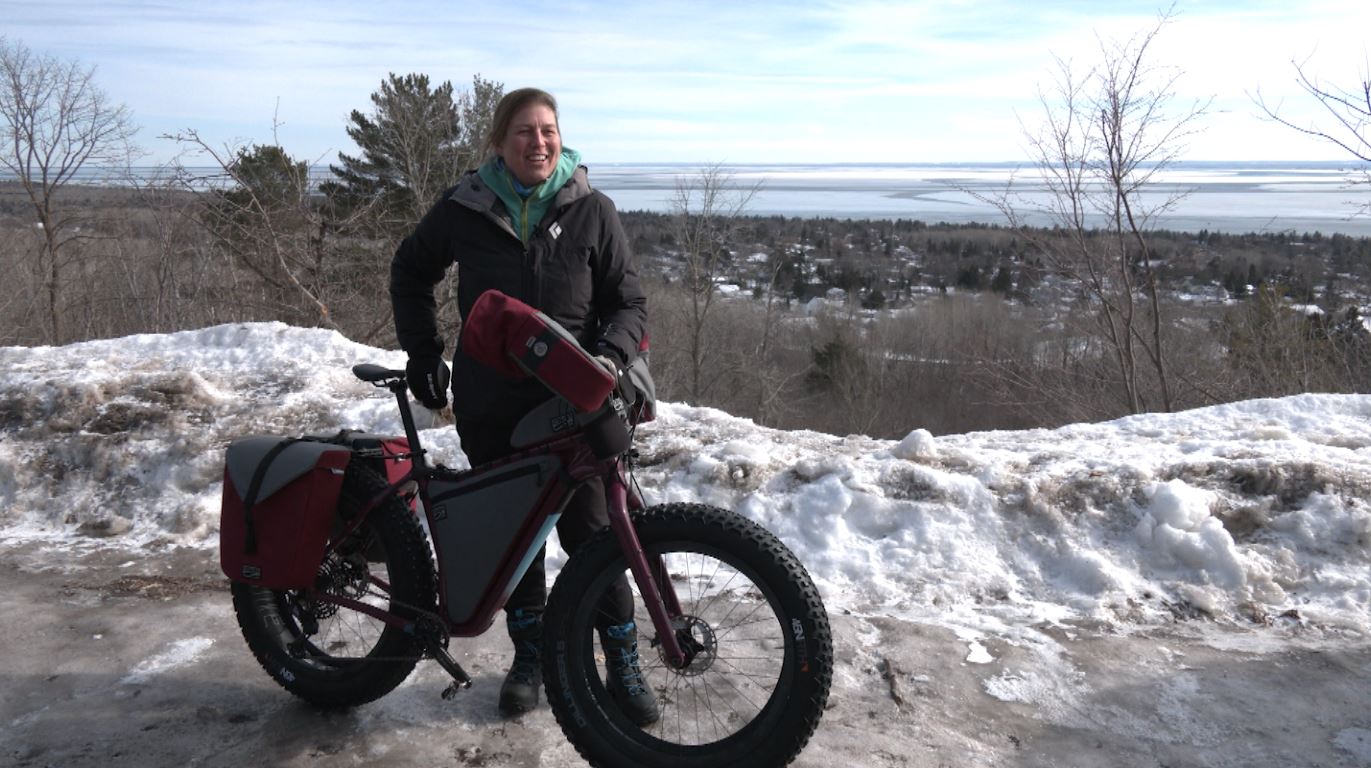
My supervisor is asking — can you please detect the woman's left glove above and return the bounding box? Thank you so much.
[405,356,451,409]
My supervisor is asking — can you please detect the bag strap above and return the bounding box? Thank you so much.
[241,438,301,555]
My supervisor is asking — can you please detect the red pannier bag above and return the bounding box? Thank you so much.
[219,437,352,589]
[328,431,411,485]
[462,289,616,412]
[376,436,411,484]
[334,431,415,509]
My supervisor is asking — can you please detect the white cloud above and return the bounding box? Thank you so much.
[7,0,1370,163]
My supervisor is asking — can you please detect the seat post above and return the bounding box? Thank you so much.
[390,381,428,471]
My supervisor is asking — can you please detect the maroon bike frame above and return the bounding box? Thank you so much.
[312,374,689,668]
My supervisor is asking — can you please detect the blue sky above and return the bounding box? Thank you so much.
[3,0,1368,165]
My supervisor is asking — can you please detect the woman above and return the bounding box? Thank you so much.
[389,88,656,724]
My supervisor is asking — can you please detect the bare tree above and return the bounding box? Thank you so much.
[114,162,221,333]
[803,307,893,436]
[0,37,137,344]
[1255,58,1371,215]
[983,12,1208,416]
[0,221,36,343]
[743,254,807,426]
[670,164,759,402]
[166,131,366,334]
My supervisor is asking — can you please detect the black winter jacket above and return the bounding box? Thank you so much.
[390,166,647,425]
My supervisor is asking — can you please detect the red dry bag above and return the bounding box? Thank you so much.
[462,290,616,412]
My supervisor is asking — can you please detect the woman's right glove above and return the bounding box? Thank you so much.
[593,353,636,407]
[405,356,451,409]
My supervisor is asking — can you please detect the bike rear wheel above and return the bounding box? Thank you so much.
[230,464,436,707]
[543,502,832,768]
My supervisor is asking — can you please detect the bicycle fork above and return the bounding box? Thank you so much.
[604,467,689,669]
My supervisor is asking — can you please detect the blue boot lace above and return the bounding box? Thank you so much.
[605,621,649,696]
[507,609,541,684]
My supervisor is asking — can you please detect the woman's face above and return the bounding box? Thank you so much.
[497,102,562,187]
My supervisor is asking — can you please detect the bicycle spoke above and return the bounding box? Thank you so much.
[285,556,398,665]
[592,548,786,746]
[686,560,744,622]
[713,657,776,704]
[700,671,751,734]
[710,597,771,643]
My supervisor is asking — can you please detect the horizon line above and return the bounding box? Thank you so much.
[42,158,1371,171]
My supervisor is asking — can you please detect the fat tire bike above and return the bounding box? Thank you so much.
[226,363,833,768]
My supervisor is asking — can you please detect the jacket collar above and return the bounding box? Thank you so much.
[449,164,592,215]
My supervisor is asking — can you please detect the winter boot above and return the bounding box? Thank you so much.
[600,621,660,726]
[498,608,542,716]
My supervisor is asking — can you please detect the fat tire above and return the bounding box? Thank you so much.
[543,502,832,768]
[230,463,435,707]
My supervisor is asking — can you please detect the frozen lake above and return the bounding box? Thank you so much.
[588,161,1371,237]
[20,161,1371,237]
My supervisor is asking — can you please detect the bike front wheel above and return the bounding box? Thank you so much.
[544,502,832,768]
[230,464,436,707]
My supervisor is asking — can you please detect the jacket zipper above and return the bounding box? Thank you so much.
[518,194,535,301]
[454,173,561,304]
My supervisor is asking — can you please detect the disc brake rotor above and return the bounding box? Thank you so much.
[664,615,718,676]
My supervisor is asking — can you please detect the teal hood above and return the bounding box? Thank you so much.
[477,147,582,244]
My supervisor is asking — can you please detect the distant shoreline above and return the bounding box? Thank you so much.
[4,160,1369,237]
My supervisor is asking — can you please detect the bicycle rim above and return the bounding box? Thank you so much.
[261,525,400,668]
[569,540,794,753]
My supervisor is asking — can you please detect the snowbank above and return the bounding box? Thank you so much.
[3,323,1370,634]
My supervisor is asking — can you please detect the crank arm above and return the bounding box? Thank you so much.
[427,642,473,699]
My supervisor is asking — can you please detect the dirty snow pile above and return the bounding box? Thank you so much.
[2,323,1370,635]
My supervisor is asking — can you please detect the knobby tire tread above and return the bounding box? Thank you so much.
[543,502,833,768]
[230,463,436,708]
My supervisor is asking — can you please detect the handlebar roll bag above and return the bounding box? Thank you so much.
[462,289,616,412]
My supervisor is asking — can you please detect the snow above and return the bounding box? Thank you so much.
[892,427,937,459]
[3,322,1371,642]
[119,637,215,686]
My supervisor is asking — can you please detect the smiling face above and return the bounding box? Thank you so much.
[496,102,562,188]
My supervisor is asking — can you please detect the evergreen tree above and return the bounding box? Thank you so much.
[324,73,502,232]
[201,144,341,326]
[226,145,309,209]
[955,264,984,291]
[861,288,887,310]
[211,144,312,246]
[990,265,1014,294]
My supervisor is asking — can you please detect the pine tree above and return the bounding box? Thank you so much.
[324,73,502,233]
[990,265,1014,294]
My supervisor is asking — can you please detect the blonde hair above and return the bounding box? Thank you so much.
[486,88,559,154]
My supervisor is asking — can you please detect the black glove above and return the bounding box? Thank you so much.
[405,356,450,409]
[594,340,627,371]
[594,341,635,404]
